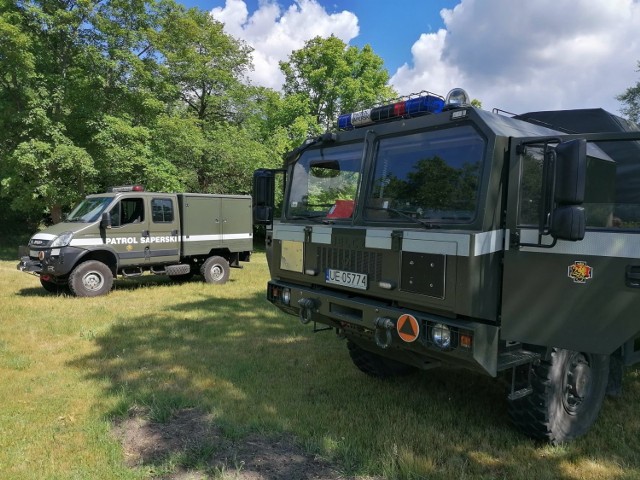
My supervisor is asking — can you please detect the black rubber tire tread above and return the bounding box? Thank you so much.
[200,256,230,284]
[507,348,609,444]
[347,341,415,379]
[68,260,114,297]
[40,278,64,294]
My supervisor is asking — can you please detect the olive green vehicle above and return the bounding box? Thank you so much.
[18,187,252,296]
[253,88,640,443]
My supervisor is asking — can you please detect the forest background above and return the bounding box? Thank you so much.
[1,0,639,234]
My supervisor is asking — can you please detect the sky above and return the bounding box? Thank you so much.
[178,0,640,116]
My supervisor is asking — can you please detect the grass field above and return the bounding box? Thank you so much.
[1,239,639,479]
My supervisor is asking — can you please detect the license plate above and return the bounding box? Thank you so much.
[30,250,38,257]
[325,269,368,290]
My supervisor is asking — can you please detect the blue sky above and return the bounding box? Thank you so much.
[179,0,459,72]
[176,0,640,115]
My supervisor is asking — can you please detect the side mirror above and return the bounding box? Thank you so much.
[551,205,585,241]
[253,169,276,225]
[550,139,587,242]
[100,212,112,229]
[554,139,586,205]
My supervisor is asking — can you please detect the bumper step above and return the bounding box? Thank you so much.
[497,349,540,371]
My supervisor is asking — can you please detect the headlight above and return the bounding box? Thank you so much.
[431,323,452,349]
[50,231,74,248]
[281,288,291,305]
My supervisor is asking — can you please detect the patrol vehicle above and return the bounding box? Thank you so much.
[18,187,252,296]
[252,88,640,443]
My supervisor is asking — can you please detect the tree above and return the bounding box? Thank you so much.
[617,61,640,123]
[153,6,252,124]
[280,35,396,129]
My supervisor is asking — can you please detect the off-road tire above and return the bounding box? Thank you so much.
[508,348,609,444]
[347,341,415,379]
[200,256,230,284]
[68,261,114,297]
[40,277,65,294]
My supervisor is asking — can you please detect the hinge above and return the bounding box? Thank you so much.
[509,229,520,249]
[391,230,403,251]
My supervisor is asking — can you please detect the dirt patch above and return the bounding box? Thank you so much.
[112,407,379,479]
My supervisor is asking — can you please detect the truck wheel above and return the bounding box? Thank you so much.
[40,277,65,294]
[508,348,609,444]
[347,341,415,379]
[201,256,230,284]
[68,261,113,297]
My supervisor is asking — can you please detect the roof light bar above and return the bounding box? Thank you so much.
[337,91,445,130]
[107,185,145,193]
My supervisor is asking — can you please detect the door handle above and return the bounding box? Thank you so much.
[142,230,149,237]
[625,265,640,288]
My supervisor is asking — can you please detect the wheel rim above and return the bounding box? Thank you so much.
[562,352,592,415]
[82,271,105,291]
[209,264,224,281]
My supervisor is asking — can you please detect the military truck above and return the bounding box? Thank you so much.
[252,88,640,443]
[18,187,252,297]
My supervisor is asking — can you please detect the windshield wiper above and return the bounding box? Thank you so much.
[289,213,326,223]
[364,206,440,229]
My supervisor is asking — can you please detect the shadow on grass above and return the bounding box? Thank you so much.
[69,292,640,479]
[17,274,242,297]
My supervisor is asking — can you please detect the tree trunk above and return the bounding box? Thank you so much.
[51,205,63,224]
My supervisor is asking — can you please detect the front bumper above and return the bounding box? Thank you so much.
[267,279,501,376]
[17,256,42,274]
[16,246,86,277]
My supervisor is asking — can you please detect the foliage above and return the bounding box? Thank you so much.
[617,61,640,123]
[0,1,397,226]
[280,35,396,129]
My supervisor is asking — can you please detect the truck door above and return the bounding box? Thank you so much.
[501,137,640,355]
[147,196,180,264]
[106,195,150,267]
[221,196,252,247]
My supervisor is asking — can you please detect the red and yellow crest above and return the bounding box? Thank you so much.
[568,261,593,284]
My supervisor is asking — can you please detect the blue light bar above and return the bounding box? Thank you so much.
[338,91,445,130]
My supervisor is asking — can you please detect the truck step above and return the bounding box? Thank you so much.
[165,264,191,276]
[497,350,540,371]
[121,267,143,277]
[507,386,533,401]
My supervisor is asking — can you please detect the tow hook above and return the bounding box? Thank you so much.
[297,298,317,325]
[374,316,395,349]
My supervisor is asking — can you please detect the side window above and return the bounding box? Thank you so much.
[152,198,174,223]
[517,144,631,230]
[109,198,144,227]
[518,148,543,226]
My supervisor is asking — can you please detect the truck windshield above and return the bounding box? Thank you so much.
[66,196,114,223]
[287,143,362,220]
[365,126,485,224]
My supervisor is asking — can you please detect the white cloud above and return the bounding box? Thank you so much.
[211,0,359,90]
[390,0,640,115]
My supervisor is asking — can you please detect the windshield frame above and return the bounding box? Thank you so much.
[284,141,365,222]
[363,125,487,226]
[66,196,114,223]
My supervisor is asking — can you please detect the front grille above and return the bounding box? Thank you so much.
[317,247,383,281]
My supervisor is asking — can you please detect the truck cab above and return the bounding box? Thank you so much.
[253,89,640,443]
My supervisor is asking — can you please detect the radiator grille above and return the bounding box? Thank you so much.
[317,247,383,281]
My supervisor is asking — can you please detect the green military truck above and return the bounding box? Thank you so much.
[252,88,640,443]
[18,186,252,297]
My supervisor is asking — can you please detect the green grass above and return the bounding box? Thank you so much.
[0,250,639,479]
